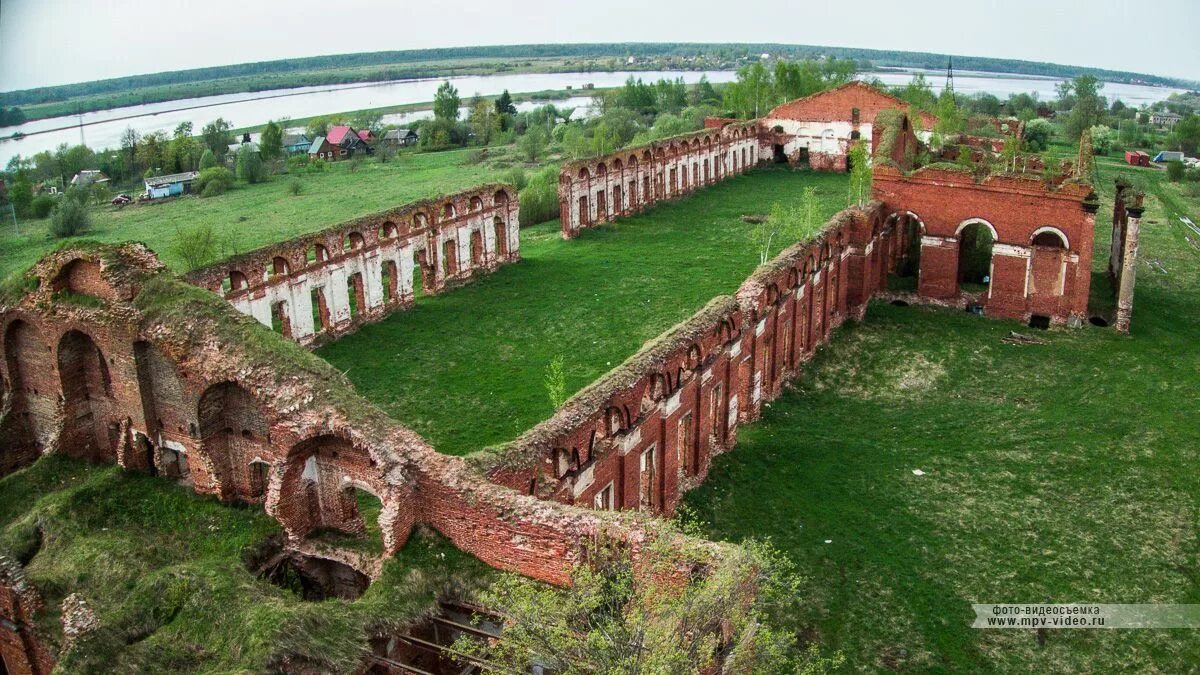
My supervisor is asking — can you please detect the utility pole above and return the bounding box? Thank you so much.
[946,56,955,95]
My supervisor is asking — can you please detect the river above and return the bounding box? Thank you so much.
[0,68,1184,165]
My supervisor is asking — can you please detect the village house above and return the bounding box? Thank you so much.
[282,132,311,154]
[144,171,199,199]
[383,128,419,147]
[1149,111,1182,128]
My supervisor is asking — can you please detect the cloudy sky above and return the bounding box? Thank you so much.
[1,0,1197,91]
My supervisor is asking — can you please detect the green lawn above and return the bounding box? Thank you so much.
[0,148,512,278]
[0,455,497,673]
[682,161,1200,670]
[317,168,852,455]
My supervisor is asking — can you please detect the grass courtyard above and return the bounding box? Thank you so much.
[682,160,1200,670]
[318,168,853,455]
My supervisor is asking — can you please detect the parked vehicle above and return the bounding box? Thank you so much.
[111,193,131,206]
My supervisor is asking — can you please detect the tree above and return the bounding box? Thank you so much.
[167,122,201,172]
[1166,159,1185,182]
[194,167,234,197]
[692,75,720,106]
[136,131,169,176]
[9,176,33,217]
[494,89,517,120]
[201,118,234,157]
[260,121,284,160]
[934,87,964,136]
[49,198,90,238]
[235,145,267,183]
[847,141,872,208]
[1022,118,1054,152]
[198,149,218,170]
[1169,113,1200,155]
[545,355,567,409]
[723,61,774,119]
[433,81,461,121]
[1065,75,1105,141]
[519,125,549,162]
[468,96,499,145]
[120,127,140,176]
[1089,125,1116,155]
[896,73,937,112]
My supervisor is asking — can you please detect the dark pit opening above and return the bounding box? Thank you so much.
[1089,316,1109,327]
[1028,315,1051,330]
[247,537,370,601]
[890,299,909,307]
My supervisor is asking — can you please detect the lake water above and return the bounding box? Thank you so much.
[0,68,1184,165]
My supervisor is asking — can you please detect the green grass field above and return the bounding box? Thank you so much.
[317,168,852,455]
[681,160,1200,670]
[0,148,512,279]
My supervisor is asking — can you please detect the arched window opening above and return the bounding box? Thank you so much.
[271,256,289,278]
[957,221,995,293]
[346,273,365,318]
[310,287,331,331]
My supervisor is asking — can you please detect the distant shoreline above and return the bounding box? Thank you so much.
[2,43,1193,125]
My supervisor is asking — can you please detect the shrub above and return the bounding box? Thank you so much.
[1165,160,1185,182]
[171,224,220,271]
[198,149,218,170]
[49,198,90,238]
[288,180,303,196]
[286,155,309,173]
[235,145,267,184]
[31,195,55,218]
[502,167,528,190]
[194,167,234,198]
[346,157,363,173]
[1023,118,1054,152]
[518,167,560,226]
[306,159,327,174]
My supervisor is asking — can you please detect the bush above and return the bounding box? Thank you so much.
[198,149,218,170]
[286,155,309,172]
[518,167,561,226]
[194,167,234,198]
[288,180,303,196]
[235,145,267,184]
[31,195,55,219]
[1166,160,1185,182]
[1023,118,1054,152]
[306,159,327,173]
[501,167,528,190]
[1089,125,1116,155]
[171,223,219,271]
[49,198,90,238]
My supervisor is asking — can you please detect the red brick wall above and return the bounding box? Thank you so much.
[873,164,1096,324]
[765,81,938,127]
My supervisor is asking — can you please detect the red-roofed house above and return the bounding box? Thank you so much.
[356,129,376,143]
[321,125,373,160]
[760,81,937,171]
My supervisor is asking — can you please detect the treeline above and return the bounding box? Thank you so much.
[4,43,1193,109]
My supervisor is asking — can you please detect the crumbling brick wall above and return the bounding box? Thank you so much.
[185,184,520,346]
[557,124,759,238]
[475,205,888,515]
[872,163,1098,325]
[0,556,53,675]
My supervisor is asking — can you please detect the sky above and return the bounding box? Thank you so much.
[1,0,1198,92]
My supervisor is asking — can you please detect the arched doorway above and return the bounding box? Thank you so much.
[278,434,381,543]
[956,220,996,295]
[197,381,269,500]
[57,330,115,462]
[1029,228,1070,316]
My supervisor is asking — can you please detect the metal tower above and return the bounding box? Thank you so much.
[946,56,955,94]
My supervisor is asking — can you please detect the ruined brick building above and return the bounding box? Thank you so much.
[1,81,1143,673]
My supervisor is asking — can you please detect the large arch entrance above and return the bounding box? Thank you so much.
[57,330,116,462]
[956,219,996,295]
[197,381,269,501]
[277,434,382,545]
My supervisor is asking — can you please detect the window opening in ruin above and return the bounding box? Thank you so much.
[493,217,507,257]
[249,460,269,499]
[1089,316,1109,327]
[441,240,457,278]
[612,185,622,214]
[271,256,289,277]
[709,384,723,442]
[160,447,189,480]
[1029,315,1051,330]
[310,287,330,331]
[851,107,861,125]
[414,249,429,298]
[640,444,656,509]
[957,222,995,294]
[470,230,483,266]
[677,412,693,475]
[381,260,397,302]
[773,144,787,164]
[347,273,365,318]
[348,487,384,550]
[593,482,614,510]
[850,130,861,141]
[578,195,589,226]
[271,300,292,337]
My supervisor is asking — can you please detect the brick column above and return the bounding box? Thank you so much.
[1114,206,1142,333]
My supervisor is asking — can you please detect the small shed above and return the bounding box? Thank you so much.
[384,128,418,147]
[144,171,199,199]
